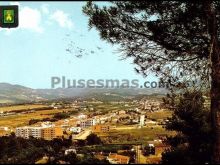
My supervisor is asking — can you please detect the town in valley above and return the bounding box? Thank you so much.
[0,88,175,164]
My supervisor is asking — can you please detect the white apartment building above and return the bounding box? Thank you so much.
[16,126,42,139]
[80,119,96,128]
[16,127,31,139]
[30,127,42,138]
[140,115,145,127]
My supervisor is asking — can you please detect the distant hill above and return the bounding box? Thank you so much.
[0,83,168,104]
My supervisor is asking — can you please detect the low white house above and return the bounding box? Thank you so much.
[41,122,55,128]
[77,114,87,119]
[0,127,9,131]
[69,127,82,133]
[65,149,77,155]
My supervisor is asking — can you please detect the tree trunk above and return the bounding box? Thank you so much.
[210,38,220,163]
[205,1,220,163]
[211,43,220,163]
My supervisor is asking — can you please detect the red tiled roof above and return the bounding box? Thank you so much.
[108,153,130,164]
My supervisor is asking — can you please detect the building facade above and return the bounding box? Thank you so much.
[92,125,110,133]
[15,126,63,140]
[15,127,42,139]
[140,115,145,127]
[80,119,96,128]
[41,127,63,140]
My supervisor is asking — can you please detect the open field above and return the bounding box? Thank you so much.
[0,104,49,112]
[145,110,173,120]
[97,125,175,144]
[0,109,65,128]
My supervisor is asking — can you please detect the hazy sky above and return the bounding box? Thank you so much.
[0,1,157,89]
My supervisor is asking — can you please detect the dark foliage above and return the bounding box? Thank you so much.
[86,133,102,145]
[0,134,72,164]
[162,91,213,164]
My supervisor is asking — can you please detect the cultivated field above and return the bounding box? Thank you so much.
[98,125,175,144]
[0,104,49,112]
[145,110,173,120]
[0,108,66,128]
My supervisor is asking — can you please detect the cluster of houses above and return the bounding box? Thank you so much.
[3,99,169,164]
[14,108,149,141]
[14,112,113,140]
[9,99,163,142]
[140,99,161,112]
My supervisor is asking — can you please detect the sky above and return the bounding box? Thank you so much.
[0,1,157,89]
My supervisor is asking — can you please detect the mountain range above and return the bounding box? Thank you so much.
[0,83,168,104]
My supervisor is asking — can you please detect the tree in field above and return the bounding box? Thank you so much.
[162,91,213,164]
[83,1,220,162]
[86,133,102,145]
